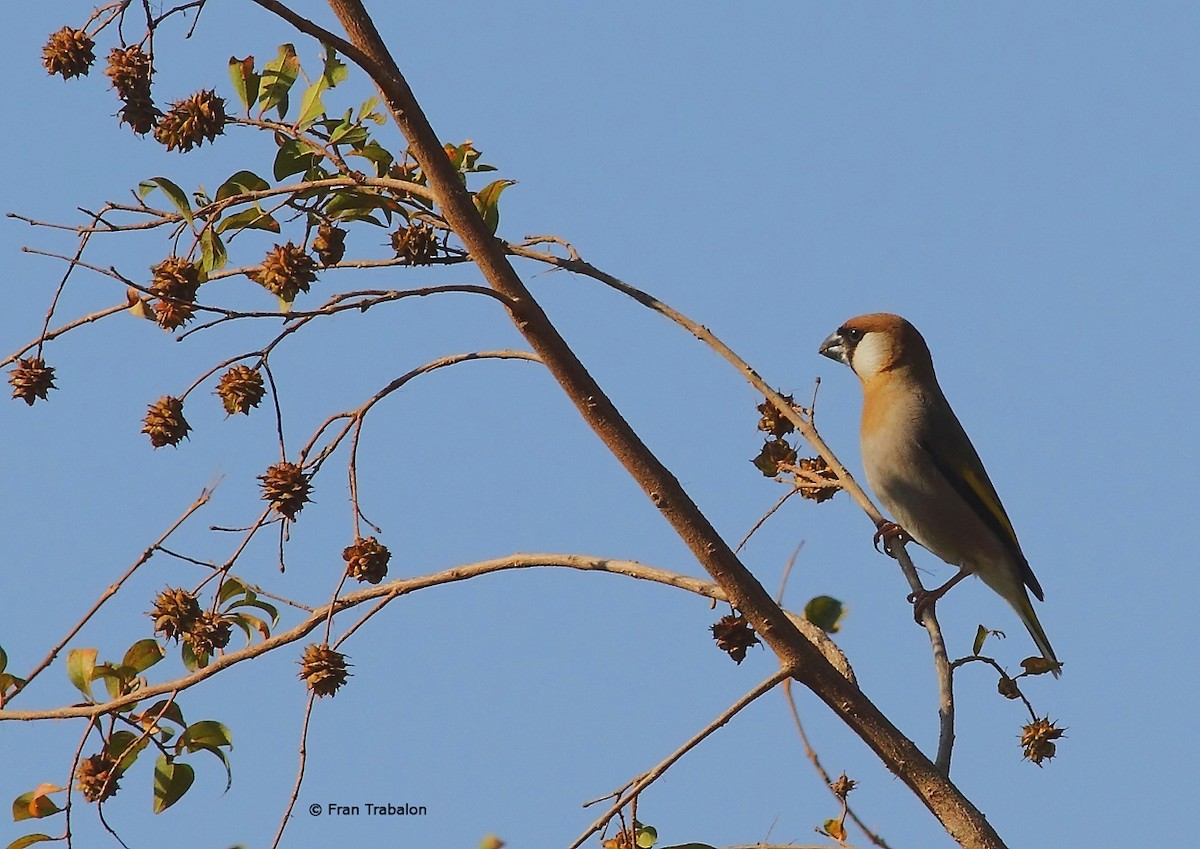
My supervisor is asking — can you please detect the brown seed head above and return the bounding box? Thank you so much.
[215,365,266,416]
[390,222,439,265]
[43,27,95,79]
[312,223,347,266]
[248,242,318,302]
[9,357,57,406]
[298,643,350,697]
[343,536,392,584]
[142,396,191,448]
[148,587,202,643]
[153,89,226,152]
[259,461,313,520]
[76,753,122,803]
[185,610,233,657]
[1020,716,1066,766]
[710,613,760,664]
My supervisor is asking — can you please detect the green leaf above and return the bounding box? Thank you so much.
[138,177,194,227]
[357,96,384,125]
[11,786,62,822]
[200,228,228,273]
[324,189,400,224]
[216,577,247,606]
[144,698,187,729]
[229,612,271,643]
[0,644,7,674]
[215,206,280,235]
[635,824,658,848]
[123,639,165,674]
[228,595,279,624]
[803,595,846,633]
[179,720,233,752]
[272,136,320,181]
[328,120,369,148]
[259,44,300,119]
[153,757,194,814]
[7,833,57,849]
[215,169,270,202]
[351,139,394,176]
[66,648,97,701]
[473,179,516,234]
[106,730,149,771]
[0,672,26,695]
[972,624,989,656]
[181,641,200,673]
[228,56,259,112]
[92,662,135,700]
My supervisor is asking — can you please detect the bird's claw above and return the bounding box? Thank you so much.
[907,588,936,623]
[873,521,909,555]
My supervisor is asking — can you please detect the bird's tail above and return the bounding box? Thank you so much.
[1012,593,1062,678]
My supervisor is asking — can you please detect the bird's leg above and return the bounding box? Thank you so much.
[873,520,910,555]
[907,568,971,623]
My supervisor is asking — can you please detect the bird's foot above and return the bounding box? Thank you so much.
[873,520,910,555]
[907,587,943,623]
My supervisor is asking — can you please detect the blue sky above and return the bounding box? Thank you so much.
[3,2,1198,847]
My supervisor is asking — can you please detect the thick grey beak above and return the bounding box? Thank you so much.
[819,332,848,365]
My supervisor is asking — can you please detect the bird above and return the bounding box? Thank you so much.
[819,313,1060,675]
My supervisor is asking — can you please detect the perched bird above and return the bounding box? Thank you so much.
[819,313,1060,675]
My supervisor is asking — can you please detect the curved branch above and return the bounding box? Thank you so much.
[0,553,731,722]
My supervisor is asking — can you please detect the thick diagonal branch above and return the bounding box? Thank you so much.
[246,2,1009,846]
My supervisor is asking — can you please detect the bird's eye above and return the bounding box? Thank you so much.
[842,327,864,343]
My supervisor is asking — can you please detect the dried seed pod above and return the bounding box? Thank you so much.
[390,222,439,265]
[153,89,226,152]
[148,587,202,642]
[298,643,350,697]
[1020,716,1066,766]
[710,613,760,664]
[185,610,232,656]
[142,395,191,447]
[76,753,121,803]
[259,461,313,520]
[9,357,57,406]
[43,26,95,79]
[104,45,152,100]
[312,223,347,267]
[247,242,318,302]
[751,437,797,477]
[149,256,202,331]
[342,536,391,584]
[215,365,265,415]
[105,45,158,134]
[794,456,841,503]
[756,394,797,438]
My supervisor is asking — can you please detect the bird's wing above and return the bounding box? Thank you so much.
[918,401,1044,601]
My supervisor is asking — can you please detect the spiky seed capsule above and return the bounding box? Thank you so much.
[312,223,347,266]
[711,614,760,664]
[215,365,265,415]
[248,243,318,303]
[104,45,152,99]
[149,587,202,642]
[259,461,313,521]
[830,773,857,799]
[153,89,226,152]
[142,396,190,448]
[298,643,350,697]
[343,537,391,584]
[149,256,202,331]
[105,45,158,134]
[756,394,797,438]
[390,223,439,265]
[751,437,797,477]
[9,357,57,406]
[185,610,232,656]
[1020,717,1066,766]
[794,456,841,503]
[43,27,95,79]
[76,753,121,803]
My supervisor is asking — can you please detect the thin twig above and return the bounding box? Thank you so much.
[6,487,214,704]
[270,692,317,849]
[568,668,790,849]
[782,679,891,849]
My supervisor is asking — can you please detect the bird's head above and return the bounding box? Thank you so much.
[819,313,934,383]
